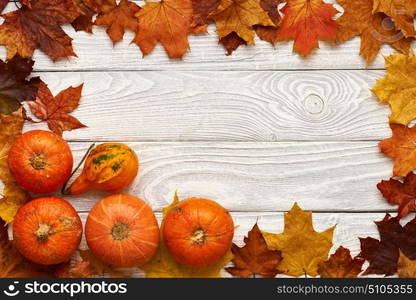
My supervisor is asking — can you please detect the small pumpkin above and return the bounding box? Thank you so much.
[13,196,82,265]
[85,194,160,267]
[163,198,234,268]
[67,143,138,195]
[8,130,73,194]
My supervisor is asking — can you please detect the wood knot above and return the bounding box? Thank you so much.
[304,94,324,115]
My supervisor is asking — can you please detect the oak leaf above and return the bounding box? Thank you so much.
[336,0,413,65]
[29,82,86,136]
[397,251,416,278]
[225,223,282,278]
[141,193,233,278]
[133,0,196,59]
[379,124,416,177]
[373,0,416,37]
[372,52,416,125]
[0,0,81,61]
[95,0,141,44]
[0,55,40,115]
[0,108,30,224]
[317,246,364,278]
[359,214,416,275]
[278,0,337,56]
[262,203,335,277]
[377,172,416,219]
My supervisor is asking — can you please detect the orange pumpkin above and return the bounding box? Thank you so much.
[13,197,82,265]
[8,130,73,194]
[67,143,138,195]
[163,198,234,268]
[85,194,160,267]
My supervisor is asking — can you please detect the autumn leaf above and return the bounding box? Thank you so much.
[54,261,94,278]
[95,0,141,44]
[359,214,416,275]
[208,0,275,54]
[373,0,416,37]
[254,0,282,46]
[372,52,416,125]
[377,173,416,219]
[0,108,30,224]
[0,0,7,13]
[0,55,40,115]
[379,124,416,177]
[225,223,282,278]
[29,82,86,136]
[397,251,416,278]
[262,203,335,277]
[317,246,364,278]
[0,0,81,61]
[336,0,413,65]
[79,249,130,278]
[141,193,233,278]
[133,0,197,59]
[71,0,98,33]
[278,0,337,56]
[191,0,220,32]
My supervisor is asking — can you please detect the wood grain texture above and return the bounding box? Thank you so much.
[74,211,386,277]
[0,2,405,71]
[57,141,392,213]
[24,70,390,142]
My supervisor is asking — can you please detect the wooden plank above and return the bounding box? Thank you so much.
[0,2,398,71]
[59,141,391,213]
[24,70,390,142]
[75,211,385,277]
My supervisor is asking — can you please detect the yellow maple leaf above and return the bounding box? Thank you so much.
[397,251,416,278]
[209,0,275,45]
[140,192,233,278]
[372,52,416,125]
[0,108,30,223]
[263,203,335,277]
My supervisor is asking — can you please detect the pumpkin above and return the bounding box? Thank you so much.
[67,143,138,195]
[85,194,160,267]
[8,130,73,194]
[163,198,234,268]
[13,196,82,265]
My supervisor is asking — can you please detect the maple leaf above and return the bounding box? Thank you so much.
[377,173,416,219]
[254,0,282,46]
[317,246,364,278]
[71,0,118,33]
[373,0,416,37]
[0,0,7,14]
[359,214,416,275]
[0,55,40,115]
[262,203,335,277]
[95,0,141,44]
[397,251,416,278]
[79,250,129,278]
[191,0,220,32]
[54,261,94,278]
[133,0,197,59]
[29,82,86,136]
[372,52,416,125]
[379,124,416,177]
[0,0,81,61]
[141,193,233,278]
[336,0,413,65]
[277,0,337,56]
[0,108,30,224]
[208,0,275,54]
[225,223,282,278]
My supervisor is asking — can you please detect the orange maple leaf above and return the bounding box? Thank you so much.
[95,0,141,44]
[336,0,413,65]
[379,124,416,177]
[373,0,416,37]
[0,0,81,61]
[318,246,364,278]
[226,223,282,278]
[254,0,282,46]
[278,0,338,56]
[133,0,196,59]
[29,82,86,136]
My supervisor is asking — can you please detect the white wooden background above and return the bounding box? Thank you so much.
[3,1,410,277]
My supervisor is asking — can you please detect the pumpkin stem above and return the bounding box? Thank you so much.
[111,223,129,241]
[34,223,52,242]
[62,143,95,195]
[190,227,206,245]
[30,153,47,170]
